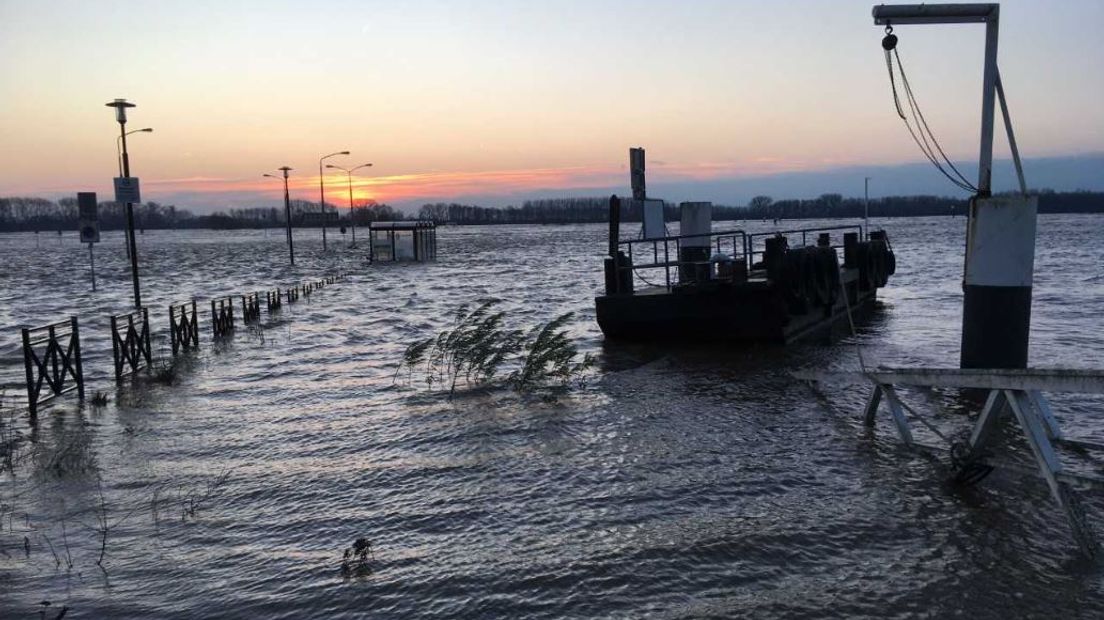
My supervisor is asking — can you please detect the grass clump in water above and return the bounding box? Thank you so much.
[396,299,592,398]
[89,391,109,407]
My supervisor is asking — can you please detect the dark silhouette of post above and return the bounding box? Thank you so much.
[106,98,142,310]
[318,150,350,251]
[629,147,646,200]
[326,162,372,248]
[116,127,152,260]
[264,168,296,264]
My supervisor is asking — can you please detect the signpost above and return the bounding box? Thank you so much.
[113,177,141,204]
[106,98,143,310]
[78,192,100,291]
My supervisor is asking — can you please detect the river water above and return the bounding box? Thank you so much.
[1,215,1103,618]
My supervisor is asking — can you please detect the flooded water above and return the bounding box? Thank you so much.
[1,215,1103,618]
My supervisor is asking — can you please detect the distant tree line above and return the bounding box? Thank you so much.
[735,190,1104,220]
[416,190,1104,225]
[0,196,405,232]
[3,190,1101,231]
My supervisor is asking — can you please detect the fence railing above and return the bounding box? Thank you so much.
[266,289,282,313]
[211,297,235,338]
[110,308,152,379]
[616,229,748,292]
[241,292,261,324]
[9,272,347,422]
[21,317,84,419]
[169,300,200,355]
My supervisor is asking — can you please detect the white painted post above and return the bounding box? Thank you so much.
[977,11,999,194]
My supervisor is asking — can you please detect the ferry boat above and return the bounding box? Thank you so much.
[595,149,896,344]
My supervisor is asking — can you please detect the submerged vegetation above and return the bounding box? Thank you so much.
[395,300,593,397]
[340,537,375,579]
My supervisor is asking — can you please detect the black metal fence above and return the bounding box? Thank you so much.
[241,292,261,324]
[169,300,200,355]
[110,308,152,379]
[266,289,282,313]
[211,297,236,338]
[21,317,84,419]
[10,272,347,422]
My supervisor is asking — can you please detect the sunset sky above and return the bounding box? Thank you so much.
[1,0,1102,212]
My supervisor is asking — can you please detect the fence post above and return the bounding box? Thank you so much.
[141,308,151,368]
[111,314,122,379]
[170,303,179,354]
[21,327,37,420]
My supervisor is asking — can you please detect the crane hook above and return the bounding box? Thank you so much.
[882,24,898,51]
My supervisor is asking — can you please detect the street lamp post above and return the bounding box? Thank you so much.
[116,127,152,259]
[117,128,153,177]
[264,167,296,265]
[326,162,372,247]
[105,98,143,310]
[864,176,871,240]
[318,150,349,251]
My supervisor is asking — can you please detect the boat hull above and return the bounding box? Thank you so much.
[595,268,876,344]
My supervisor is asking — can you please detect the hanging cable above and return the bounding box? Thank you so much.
[882,26,979,194]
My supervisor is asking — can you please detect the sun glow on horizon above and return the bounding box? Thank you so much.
[1,1,1102,209]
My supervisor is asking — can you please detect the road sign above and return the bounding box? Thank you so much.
[114,177,141,204]
[78,192,100,243]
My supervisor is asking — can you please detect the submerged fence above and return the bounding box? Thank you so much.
[211,297,236,338]
[170,300,200,354]
[266,289,282,313]
[21,317,84,420]
[241,292,261,324]
[9,273,348,422]
[110,308,152,379]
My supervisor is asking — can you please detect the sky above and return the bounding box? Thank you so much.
[1,0,1102,212]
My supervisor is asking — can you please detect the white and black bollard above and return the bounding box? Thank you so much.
[960,195,1037,368]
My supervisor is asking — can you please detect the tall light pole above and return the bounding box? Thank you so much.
[864,176,871,239]
[326,162,372,247]
[117,128,153,176]
[116,127,152,259]
[105,98,143,310]
[318,150,349,251]
[264,167,295,265]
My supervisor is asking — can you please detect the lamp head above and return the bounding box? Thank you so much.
[105,98,136,123]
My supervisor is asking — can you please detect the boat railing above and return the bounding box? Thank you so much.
[617,229,747,291]
[745,224,864,268]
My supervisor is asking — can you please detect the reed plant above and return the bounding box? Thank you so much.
[396,299,592,397]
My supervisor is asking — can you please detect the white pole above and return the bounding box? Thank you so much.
[995,69,1027,195]
[977,10,999,194]
[864,177,870,239]
[89,242,97,292]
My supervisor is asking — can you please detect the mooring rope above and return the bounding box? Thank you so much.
[837,271,867,373]
[882,27,979,194]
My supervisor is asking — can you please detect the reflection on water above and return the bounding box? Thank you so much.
[1,215,1104,618]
